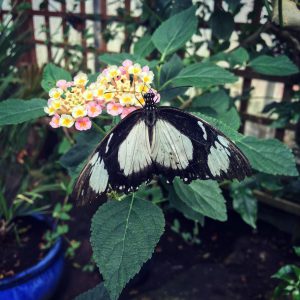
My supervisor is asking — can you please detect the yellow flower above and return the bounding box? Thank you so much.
[134,95,145,107]
[128,63,142,75]
[140,71,154,84]
[103,92,114,102]
[135,83,149,93]
[83,90,94,101]
[74,73,88,86]
[107,66,120,78]
[49,88,63,99]
[51,99,61,110]
[93,86,105,98]
[59,114,74,128]
[119,93,135,106]
[72,105,87,118]
[44,106,56,116]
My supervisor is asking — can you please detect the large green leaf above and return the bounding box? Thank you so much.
[91,197,165,300]
[211,47,249,67]
[249,55,299,76]
[173,179,227,221]
[75,283,110,300]
[169,188,204,224]
[191,90,241,130]
[0,98,47,126]
[133,34,155,58]
[237,136,298,176]
[152,6,197,57]
[41,63,72,92]
[210,10,234,40]
[230,181,257,228]
[171,63,237,88]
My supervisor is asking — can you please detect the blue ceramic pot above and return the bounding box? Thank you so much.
[0,215,64,300]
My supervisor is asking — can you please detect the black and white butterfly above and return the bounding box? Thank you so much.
[73,92,252,205]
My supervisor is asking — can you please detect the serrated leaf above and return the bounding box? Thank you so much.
[236,136,298,176]
[249,55,299,76]
[169,188,204,224]
[173,179,227,221]
[210,10,234,40]
[91,197,165,300]
[171,63,237,88]
[75,283,111,300]
[152,6,197,57]
[0,98,47,126]
[230,182,257,228]
[41,63,72,92]
[134,34,155,58]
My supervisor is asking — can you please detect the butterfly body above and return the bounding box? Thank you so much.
[73,92,252,205]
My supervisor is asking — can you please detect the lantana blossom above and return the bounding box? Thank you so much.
[44,60,160,130]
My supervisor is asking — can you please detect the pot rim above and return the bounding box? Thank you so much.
[0,214,63,290]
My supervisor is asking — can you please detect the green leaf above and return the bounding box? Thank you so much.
[191,90,240,130]
[152,6,197,57]
[169,188,205,224]
[230,181,257,228]
[75,283,111,300]
[0,98,47,126]
[41,63,72,92]
[171,63,237,88]
[249,55,299,76]
[272,265,294,280]
[210,10,234,40]
[173,179,227,221]
[294,246,300,257]
[91,197,165,300]
[134,34,155,58]
[60,129,102,180]
[236,136,298,176]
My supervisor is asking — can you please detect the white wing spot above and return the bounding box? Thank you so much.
[197,121,207,140]
[207,141,230,177]
[89,156,109,194]
[218,135,229,147]
[105,133,114,154]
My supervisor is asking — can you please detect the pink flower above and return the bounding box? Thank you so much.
[106,102,123,116]
[122,59,133,68]
[86,101,102,117]
[75,117,92,131]
[121,106,137,119]
[50,114,60,128]
[96,99,106,107]
[142,66,150,72]
[56,80,73,90]
[118,66,127,75]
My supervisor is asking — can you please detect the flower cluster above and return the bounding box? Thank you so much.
[44,60,159,131]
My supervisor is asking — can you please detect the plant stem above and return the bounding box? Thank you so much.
[92,121,106,135]
[262,0,272,19]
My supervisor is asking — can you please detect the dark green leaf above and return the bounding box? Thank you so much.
[41,63,72,92]
[249,55,299,76]
[60,129,102,180]
[134,34,155,58]
[237,136,298,176]
[171,63,237,88]
[169,188,205,224]
[0,98,47,126]
[152,6,197,56]
[210,10,234,40]
[91,197,165,300]
[230,181,257,228]
[74,283,111,300]
[173,178,227,221]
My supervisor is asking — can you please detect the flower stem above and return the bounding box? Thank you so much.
[92,121,106,135]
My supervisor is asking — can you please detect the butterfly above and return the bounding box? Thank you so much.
[73,91,252,205]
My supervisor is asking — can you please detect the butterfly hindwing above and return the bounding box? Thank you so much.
[154,107,251,183]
